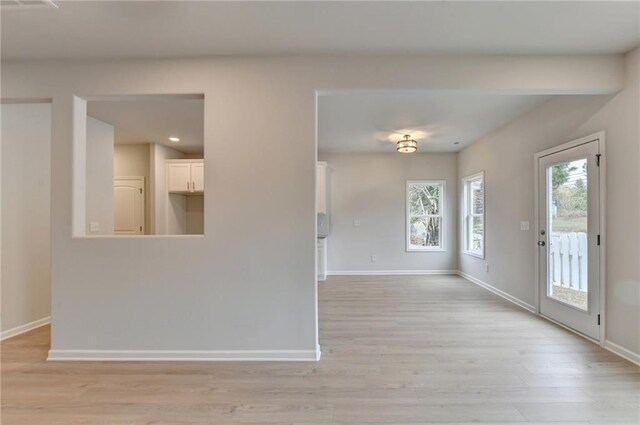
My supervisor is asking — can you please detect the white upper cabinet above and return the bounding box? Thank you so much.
[167,159,204,194]
[191,162,205,192]
[167,162,192,193]
[316,161,327,214]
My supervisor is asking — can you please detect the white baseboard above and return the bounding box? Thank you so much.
[327,270,458,276]
[603,340,640,366]
[48,345,321,362]
[457,271,536,313]
[1,316,50,341]
[457,271,640,366]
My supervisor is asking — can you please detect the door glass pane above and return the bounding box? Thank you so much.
[547,158,588,311]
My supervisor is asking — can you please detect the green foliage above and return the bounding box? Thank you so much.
[551,161,588,233]
[552,163,576,189]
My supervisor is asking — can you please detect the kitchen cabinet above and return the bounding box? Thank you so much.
[167,159,204,194]
[191,162,204,192]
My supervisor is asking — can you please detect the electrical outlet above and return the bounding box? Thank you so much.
[354,220,361,227]
[520,221,530,231]
[370,255,377,262]
[90,222,99,233]
[485,263,490,273]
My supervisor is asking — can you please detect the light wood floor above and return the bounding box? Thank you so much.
[2,275,639,424]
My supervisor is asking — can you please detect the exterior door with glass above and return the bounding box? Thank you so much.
[537,136,601,340]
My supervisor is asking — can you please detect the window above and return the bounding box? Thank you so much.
[463,172,485,258]
[406,181,445,251]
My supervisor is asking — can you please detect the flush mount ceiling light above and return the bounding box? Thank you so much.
[396,135,417,153]
[169,137,180,143]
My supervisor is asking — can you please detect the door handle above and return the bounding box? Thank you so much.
[187,181,190,190]
[192,181,195,191]
[537,241,546,247]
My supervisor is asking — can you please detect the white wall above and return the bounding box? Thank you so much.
[186,196,204,235]
[319,152,457,273]
[150,143,186,235]
[85,116,114,235]
[458,48,640,358]
[1,103,51,336]
[0,54,626,359]
[114,144,151,234]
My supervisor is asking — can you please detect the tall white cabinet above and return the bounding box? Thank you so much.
[317,162,328,281]
[316,161,327,215]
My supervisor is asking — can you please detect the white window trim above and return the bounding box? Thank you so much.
[462,171,485,259]
[406,180,446,252]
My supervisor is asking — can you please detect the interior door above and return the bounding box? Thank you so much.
[114,177,144,235]
[538,139,600,339]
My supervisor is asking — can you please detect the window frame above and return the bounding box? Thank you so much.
[406,180,446,252]
[462,171,485,259]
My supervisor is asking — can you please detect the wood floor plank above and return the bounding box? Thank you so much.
[1,275,638,424]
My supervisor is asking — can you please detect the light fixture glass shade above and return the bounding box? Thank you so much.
[397,135,417,153]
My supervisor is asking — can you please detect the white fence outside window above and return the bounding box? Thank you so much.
[549,232,588,292]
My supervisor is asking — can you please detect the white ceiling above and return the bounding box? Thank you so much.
[2,1,639,60]
[87,97,204,154]
[318,92,554,153]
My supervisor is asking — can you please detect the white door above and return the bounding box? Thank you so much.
[191,162,204,193]
[114,177,144,235]
[537,138,601,339]
[167,163,191,193]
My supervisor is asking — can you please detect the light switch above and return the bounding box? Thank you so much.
[354,220,361,227]
[520,221,530,231]
[90,222,99,233]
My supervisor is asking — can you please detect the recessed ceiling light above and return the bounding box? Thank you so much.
[169,137,180,143]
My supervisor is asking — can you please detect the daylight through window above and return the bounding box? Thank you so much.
[463,172,484,257]
[406,181,444,251]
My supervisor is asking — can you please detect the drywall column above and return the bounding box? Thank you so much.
[0,103,52,338]
[150,143,185,235]
[85,117,114,235]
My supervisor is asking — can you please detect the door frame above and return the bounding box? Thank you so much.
[114,176,145,235]
[533,131,606,345]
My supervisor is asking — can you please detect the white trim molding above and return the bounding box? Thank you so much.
[48,346,321,362]
[457,270,640,367]
[328,270,458,276]
[1,316,50,341]
[457,271,535,313]
[603,340,640,367]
